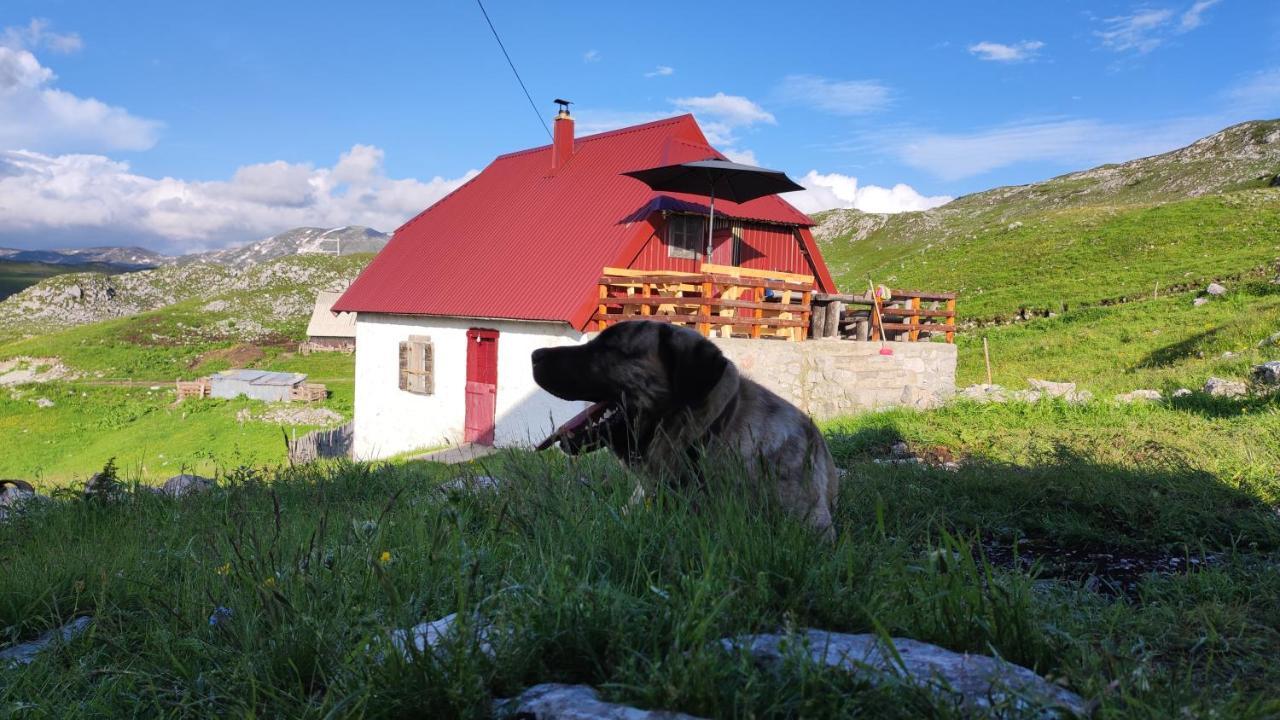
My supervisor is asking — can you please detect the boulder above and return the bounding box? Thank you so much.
[35,397,54,408]
[1203,377,1247,398]
[381,612,497,664]
[1026,379,1091,404]
[721,630,1088,718]
[957,384,1007,403]
[1205,282,1227,296]
[1193,297,1210,307]
[0,616,92,667]
[494,684,704,720]
[1115,389,1162,403]
[1172,388,1193,398]
[162,474,215,498]
[1251,361,1280,387]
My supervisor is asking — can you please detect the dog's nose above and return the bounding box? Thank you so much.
[531,348,548,366]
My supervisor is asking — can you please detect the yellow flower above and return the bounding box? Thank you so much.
[262,576,276,588]
[215,563,231,576]
[379,551,392,565]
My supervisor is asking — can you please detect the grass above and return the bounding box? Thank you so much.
[819,189,1280,321]
[1,400,1278,717]
[958,280,1280,394]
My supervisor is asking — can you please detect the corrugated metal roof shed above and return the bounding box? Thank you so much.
[333,114,835,328]
[210,369,307,402]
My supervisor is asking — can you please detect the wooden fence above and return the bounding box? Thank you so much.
[594,264,814,341]
[175,378,211,400]
[812,289,957,343]
[286,422,354,465]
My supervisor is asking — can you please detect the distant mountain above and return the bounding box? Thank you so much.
[184,226,389,266]
[0,246,171,269]
[814,119,1280,320]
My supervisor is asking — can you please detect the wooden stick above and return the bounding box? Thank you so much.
[983,336,993,386]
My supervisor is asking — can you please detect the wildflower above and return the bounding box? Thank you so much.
[379,551,392,565]
[209,606,234,628]
[215,563,232,576]
[262,576,276,588]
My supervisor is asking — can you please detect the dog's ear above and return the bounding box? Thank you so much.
[659,324,728,410]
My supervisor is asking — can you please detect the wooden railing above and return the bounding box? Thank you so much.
[594,264,814,341]
[812,289,957,343]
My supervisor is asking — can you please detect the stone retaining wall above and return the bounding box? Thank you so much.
[711,338,957,420]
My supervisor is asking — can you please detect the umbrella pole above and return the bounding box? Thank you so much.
[706,188,715,259]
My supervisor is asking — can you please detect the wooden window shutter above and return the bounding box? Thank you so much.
[400,335,434,395]
[398,341,409,390]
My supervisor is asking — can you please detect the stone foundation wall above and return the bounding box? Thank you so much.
[711,338,957,420]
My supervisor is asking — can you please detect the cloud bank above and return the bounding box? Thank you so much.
[790,171,952,215]
[967,40,1044,62]
[0,146,477,252]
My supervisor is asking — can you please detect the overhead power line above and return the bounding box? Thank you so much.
[475,0,553,140]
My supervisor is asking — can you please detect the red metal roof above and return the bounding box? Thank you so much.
[333,114,832,326]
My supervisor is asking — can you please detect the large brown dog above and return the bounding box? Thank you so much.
[531,320,838,536]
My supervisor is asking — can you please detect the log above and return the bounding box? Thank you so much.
[823,300,843,339]
[810,303,828,339]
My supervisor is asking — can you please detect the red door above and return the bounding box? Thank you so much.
[464,328,499,445]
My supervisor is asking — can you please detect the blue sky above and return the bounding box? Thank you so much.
[1,0,1277,252]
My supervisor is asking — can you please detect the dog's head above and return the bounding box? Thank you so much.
[532,321,730,452]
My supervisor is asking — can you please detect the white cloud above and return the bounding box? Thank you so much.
[1225,67,1280,113]
[0,146,478,252]
[1180,0,1222,30]
[573,109,671,136]
[583,49,600,63]
[672,92,775,127]
[722,148,758,166]
[1,18,82,54]
[644,65,674,78]
[967,40,1044,62]
[1095,1,1220,54]
[774,75,891,115]
[0,46,160,153]
[884,115,1225,181]
[790,171,951,214]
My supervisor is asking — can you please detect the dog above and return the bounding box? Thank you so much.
[531,320,838,536]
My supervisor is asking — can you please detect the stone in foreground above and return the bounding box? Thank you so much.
[0,617,92,667]
[162,474,215,497]
[1202,376,1247,397]
[494,684,704,720]
[721,630,1088,718]
[1115,389,1161,403]
[1251,361,1280,387]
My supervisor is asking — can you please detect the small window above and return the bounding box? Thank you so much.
[667,214,704,260]
[398,335,434,395]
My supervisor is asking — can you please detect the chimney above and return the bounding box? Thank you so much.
[552,98,574,170]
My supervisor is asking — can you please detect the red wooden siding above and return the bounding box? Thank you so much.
[623,213,818,277]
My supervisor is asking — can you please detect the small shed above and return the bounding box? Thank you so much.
[304,290,356,351]
[210,369,308,402]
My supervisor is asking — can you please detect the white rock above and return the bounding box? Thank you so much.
[720,630,1088,718]
[1251,361,1280,387]
[1193,297,1210,307]
[494,684,705,720]
[386,612,496,663]
[161,474,215,498]
[35,397,54,408]
[1206,282,1227,296]
[1172,388,1193,398]
[1203,376,1248,398]
[0,617,92,667]
[1115,389,1162,403]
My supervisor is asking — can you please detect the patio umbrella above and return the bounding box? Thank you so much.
[622,159,804,257]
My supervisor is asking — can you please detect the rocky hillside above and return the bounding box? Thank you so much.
[185,226,389,266]
[815,119,1280,320]
[0,254,370,340]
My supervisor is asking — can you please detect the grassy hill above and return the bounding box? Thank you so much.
[0,260,136,302]
[0,254,370,483]
[815,120,1280,321]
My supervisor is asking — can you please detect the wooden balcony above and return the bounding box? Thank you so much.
[595,263,813,341]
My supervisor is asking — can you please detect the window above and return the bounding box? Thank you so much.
[398,335,434,395]
[667,214,704,260]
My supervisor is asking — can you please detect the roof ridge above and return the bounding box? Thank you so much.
[495,114,695,160]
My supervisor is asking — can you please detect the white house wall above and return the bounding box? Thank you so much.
[352,314,589,459]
